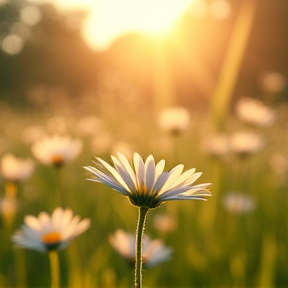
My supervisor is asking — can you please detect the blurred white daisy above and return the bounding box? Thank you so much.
[222,192,256,215]
[109,229,172,268]
[84,153,211,209]
[32,135,82,167]
[235,97,275,127]
[12,207,90,252]
[90,132,113,155]
[158,106,191,136]
[0,153,34,182]
[75,115,104,137]
[46,116,68,135]
[230,131,264,157]
[201,134,230,158]
[22,125,47,145]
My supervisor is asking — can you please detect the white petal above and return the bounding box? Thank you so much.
[155,159,165,179]
[168,168,196,189]
[24,215,42,231]
[84,166,131,196]
[145,155,156,192]
[158,164,184,193]
[97,158,131,192]
[133,153,145,191]
[111,155,137,192]
[117,153,137,185]
[152,172,171,194]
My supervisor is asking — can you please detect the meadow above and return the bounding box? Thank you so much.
[0,79,288,288]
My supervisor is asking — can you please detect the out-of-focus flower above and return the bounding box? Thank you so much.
[269,153,288,184]
[90,132,113,155]
[270,154,288,175]
[230,131,264,157]
[0,153,34,182]
[22,125,46,145]
[153,214,177,234]
[259,72,287,94]
[75,116,104,137]
[32,135,82,167]
[109,229,172,268]
[222,192,256,215]
[235,97,275,127]
[111,141,134,159]
[201,134,230,158]
[12,207,90,252]
[84,153,211,209]
[47,116,68,135]
[158,107,191,136]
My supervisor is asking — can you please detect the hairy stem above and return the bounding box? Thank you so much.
[135,207,149,288]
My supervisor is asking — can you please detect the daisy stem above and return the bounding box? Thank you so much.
[49,250,60,288]
[135,206,149,288]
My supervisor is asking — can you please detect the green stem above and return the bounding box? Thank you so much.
[135,207,149,288]
[49,250,60,288]
[54,167,65,207]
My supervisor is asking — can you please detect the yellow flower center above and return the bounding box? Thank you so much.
[42,232,61,244]
[51,155,64,167]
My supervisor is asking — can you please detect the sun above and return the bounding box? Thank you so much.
[81,0,193,50]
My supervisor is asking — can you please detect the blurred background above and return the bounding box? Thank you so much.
[1,0,288,287]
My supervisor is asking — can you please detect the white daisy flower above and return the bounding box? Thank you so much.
[12,207,90,252]
[32,135,82,167]
[0,153,34,182]
[84,153,211,209]
[109,229,172,268]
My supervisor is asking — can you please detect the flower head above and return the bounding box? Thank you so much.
[12,207,90,252]
[230,131,264,157]
[109,229,172,268]
[84,153,211,209]
[1,153,34,182]
[158,106,191,136]
[32,135,82,167]
[201,134,230,159]
[235,97,275,127]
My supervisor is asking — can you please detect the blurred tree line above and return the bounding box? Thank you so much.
[0,0,287,107]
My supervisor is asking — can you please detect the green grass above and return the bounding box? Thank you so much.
[0,95,287,288]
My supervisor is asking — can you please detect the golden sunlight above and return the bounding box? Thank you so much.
[82,0,193,50]
[29,0,194,50]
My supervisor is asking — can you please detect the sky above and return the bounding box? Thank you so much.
[28,0,194,50]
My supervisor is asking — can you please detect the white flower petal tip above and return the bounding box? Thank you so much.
[11,207,90,252]
[84,153,211,209]
[109,229,172,267]
[31,135,82,167]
